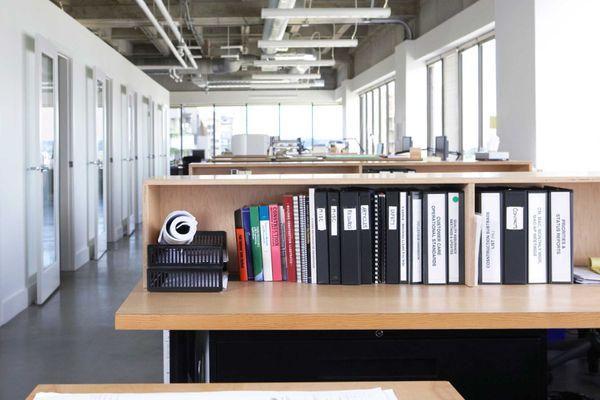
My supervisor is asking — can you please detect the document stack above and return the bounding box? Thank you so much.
[234,187,465,285]
[476,187,574,284]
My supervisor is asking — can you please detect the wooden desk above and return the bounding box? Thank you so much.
[189,160,533,175]
[116,281,600,331]
[27,381,463,400]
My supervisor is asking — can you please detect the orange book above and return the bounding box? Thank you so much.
[234,209,248,281]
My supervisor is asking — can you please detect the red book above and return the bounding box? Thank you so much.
[282,195,297,282]
[234,209,248,281]
[269,204,282,281]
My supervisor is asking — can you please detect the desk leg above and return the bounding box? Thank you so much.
[167,330,209,383]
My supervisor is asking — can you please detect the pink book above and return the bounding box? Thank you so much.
[269,204,283,281]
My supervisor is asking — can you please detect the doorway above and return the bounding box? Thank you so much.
[58,55,73,272]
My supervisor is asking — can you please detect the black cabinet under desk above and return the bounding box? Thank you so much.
[194,330,546,400]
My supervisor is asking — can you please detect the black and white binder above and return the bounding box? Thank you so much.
[447,191,464,284]
[386,190,400,284]
[423,192,447,284]
[399,191,410,284]
[373,192,386,284]
[314,189,330,284]
[340,190,361,285]
[503,189,528,284]
[527,190,548,283]
[309,188,317,284]
[327,190,341,284]
[409,191,423,284]
[477,190,503,284]
[359,190,373,284]
[548,188,573,283]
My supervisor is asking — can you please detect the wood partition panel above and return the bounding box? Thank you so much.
[561,182,600,266]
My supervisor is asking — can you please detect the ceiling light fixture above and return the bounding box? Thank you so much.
[262,7,391,20]
[262,53,317,61]
[206,81,325,90]
[258,39,358,49]
[251,73,322,80]
[253,59,335,68]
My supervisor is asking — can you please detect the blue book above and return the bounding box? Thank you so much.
[241,207,254,280]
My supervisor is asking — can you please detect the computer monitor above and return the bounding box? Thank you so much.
[397,136,413,153]
[435,136,449,161]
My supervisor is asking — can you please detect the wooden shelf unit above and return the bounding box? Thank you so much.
[142,172,600,288]
[189,160,533,175]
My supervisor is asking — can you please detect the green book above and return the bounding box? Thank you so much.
[249,206,264,281]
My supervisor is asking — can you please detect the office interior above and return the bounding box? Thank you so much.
[1,0,600,399]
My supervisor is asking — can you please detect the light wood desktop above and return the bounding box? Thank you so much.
[189,160,533,175]
[27,381,464,400]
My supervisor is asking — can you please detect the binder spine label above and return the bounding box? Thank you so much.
[448,193,460,283]
[399,193,408,282]
[551,192,572,282]
[388,206,398,230]
[506,207,524,230]
[528,192,548,283]
[317,208,326,231]
[343,208,357,231]
[411,196,422,283]
[427,193,447,284]
[330,206,338,236]
[481,192,502,283]
[360,205,370,230]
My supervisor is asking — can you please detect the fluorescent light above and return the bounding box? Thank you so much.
[220,45,244,50]
[251,73,322,80]
[262,7,391,20]
[258,39,358,49]
[253,59,335,67]
[206,80,325,90]
[221,54,240,60]
[261,53,317,61]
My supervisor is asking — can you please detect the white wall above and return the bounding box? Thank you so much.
[0,0,169,326]
[171,90,337,106]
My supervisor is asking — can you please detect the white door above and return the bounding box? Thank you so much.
[155,104,165,176]
[88,69,108,259]
[147,100,155,178]
[27,35,60,304]
[121,90,136,235]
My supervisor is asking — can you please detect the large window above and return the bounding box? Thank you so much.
[359,80,396,154]
[169,103,342,165]
[426,34,497,159]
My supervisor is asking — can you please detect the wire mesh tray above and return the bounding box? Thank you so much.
[147,264,225,292]
[148,231,227,266]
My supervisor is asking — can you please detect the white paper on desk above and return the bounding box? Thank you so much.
[34,387,397,400]
[158,210,198,245]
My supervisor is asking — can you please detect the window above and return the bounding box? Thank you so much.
[247,105,279,137]
[214,106,245,156]
[426,34,497,159]
[182,106,213,159]
[169,107,182,162]
[280,105,313,147]
[313,104,343,147]
[359,80,395,154]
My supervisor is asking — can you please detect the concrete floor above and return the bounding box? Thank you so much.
[0,230,162,400]
[1,228,599,399]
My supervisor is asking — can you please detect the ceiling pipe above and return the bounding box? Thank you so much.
[262,0,296,56]
[133,0,188,68]
[361,18,414,40]
[152,0,198,69]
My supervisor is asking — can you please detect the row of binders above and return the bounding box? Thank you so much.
[477,187,573,284]
[234,188,465,284]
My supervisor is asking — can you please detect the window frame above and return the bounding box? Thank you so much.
[358,78,395,155]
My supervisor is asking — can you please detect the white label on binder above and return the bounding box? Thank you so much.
[343,208,357,231]
[399,193,408,281]
[388,206,398,230]
[411,196,422,283]
[528,192,548,283]
[330,206,338,236]
[427,193,447,284]
[317,208,327,231]
[506,206,524,230]
[551,192,572,282]
[448,192,460,283]
[481,192,502,283]
[360,205,370,230]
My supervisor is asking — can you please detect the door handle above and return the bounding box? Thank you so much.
[27,165,49,172]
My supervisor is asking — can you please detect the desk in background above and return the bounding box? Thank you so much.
[27,382,463,400]
[188,160,533,175]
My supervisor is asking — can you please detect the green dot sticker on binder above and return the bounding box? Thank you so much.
[452,195,460,203]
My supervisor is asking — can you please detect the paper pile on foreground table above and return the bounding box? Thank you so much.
[35,388,397,400]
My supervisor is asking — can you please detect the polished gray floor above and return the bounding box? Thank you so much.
[0,230,162,399]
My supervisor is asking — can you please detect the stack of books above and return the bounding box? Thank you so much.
[476,187,574,284]
[234,188,465,285]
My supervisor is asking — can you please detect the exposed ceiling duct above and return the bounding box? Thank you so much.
[261,0,296,56]
[152,0,198,69]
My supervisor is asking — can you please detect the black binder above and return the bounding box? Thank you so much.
[314,190,330,284]
[503,189,528,284]
[327,190,341,284]
[399,191,410,284]
[340,190,361,285]
[359,190,374,284]
[386,190,400,284]
[374,192,387,283]
[409,191,423,284]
